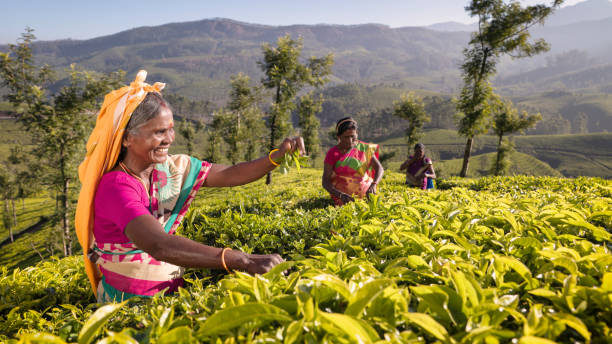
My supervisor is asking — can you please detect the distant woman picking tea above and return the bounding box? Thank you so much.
[400,143,436,189]
[75,71,303,302]
[322,117,384,206]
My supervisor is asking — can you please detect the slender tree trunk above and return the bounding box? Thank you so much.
[62,179,71,256]
[494,135,503,176]
[266,114,275,185]
[4,200,13,243]
[30,242,44,261]
[59,150,72,256]
[11,199,17,227]
[266,85,281,185]
[459,137,474,178]
[460,44,491,178]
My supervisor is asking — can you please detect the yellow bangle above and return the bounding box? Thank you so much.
[221,247,232,273]
[268,149,280,166]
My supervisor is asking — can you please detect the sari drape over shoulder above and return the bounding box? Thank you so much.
[92,154,210,302]
[324,141,379,206]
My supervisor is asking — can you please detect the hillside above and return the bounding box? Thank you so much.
[3,114,611,178]
[315,84,612,136]
[2,1,612,101]
[380,129,612,178]
[433,151,564,178]
[23,19,468,100]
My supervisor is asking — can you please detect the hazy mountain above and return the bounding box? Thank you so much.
[546,0,612,26]
[1,0,611,100]
[533,17,612,57]
[426,21,476,32]
[19,19,469,99]
[425,0,612,31]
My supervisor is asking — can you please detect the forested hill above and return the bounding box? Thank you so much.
[25,19,468,99]
[2,0,611,100]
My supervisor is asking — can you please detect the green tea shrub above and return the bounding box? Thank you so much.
[1,169,610,343]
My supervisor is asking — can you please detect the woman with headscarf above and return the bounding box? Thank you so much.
[322,117,384,206]
[75,71,302,302]
[400,143,436,189]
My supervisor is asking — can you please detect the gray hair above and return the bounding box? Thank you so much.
[125,92,171,135]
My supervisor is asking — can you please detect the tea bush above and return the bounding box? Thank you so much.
[1,169,610,343]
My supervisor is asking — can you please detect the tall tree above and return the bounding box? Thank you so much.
[392,92,430,156]
[0,29,123,256]
[259,35,333,184]
[178,119,197,157]
[205,114,224,163]
[457,0,563,177]
[296,92,323,164]
[491,98,541,176]
[222,73,265,163]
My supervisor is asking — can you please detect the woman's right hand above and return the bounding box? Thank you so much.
[271,137,306,162]
[245,253,284,275]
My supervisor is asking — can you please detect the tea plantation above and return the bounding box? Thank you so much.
[1,169,610,343]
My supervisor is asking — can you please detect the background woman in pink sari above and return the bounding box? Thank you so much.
[322,117,384,206]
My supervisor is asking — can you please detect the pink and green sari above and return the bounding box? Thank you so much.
[326,141,379,206]
[91,154,210,302]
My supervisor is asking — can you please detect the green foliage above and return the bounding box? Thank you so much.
[204,115,223,163]
[276,150,310,175]
[491,98,541,175]
[259,34,333,183]
[0,29,124,256]
[1,170,610,343]
[437,151,563,178]
[218,73,265,163]
[456,0,563,177]
[296,92,323,162]
[163,93,215,122]
[491,138,514,176]
[392,92,431,155]
[177,120,197,157]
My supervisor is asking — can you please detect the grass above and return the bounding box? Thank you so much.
[0,221,61,270]
[435,151,563,178]
[0,196,54,238]
[0,195,56,269]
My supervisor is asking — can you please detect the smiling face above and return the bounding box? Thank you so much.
[123,106,175,166]
[337,128,358,152]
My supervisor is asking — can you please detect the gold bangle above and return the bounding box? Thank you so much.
[221,247,232,273]
[268,149,280,166]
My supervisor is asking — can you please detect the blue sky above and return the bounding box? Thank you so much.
[1,0,585,44]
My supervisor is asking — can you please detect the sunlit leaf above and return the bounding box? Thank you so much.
[198,303,292,337]
[78,302,125,344]
[319,311,379,343]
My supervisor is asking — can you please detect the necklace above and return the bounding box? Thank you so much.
[119,161,149,193]
[338,145,352,155]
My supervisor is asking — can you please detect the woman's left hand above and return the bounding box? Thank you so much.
[245,253,285,275]
[366,183,377,195]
